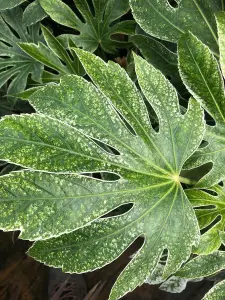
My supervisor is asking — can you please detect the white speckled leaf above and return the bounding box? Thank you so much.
[176,251,225,279]
[203,279,225,300]
[129,0,221,56]
[186,185,225,255]
[216,12,225,79]
[39,0,135,53]
[0,51,205,299]
[178,31,225,187]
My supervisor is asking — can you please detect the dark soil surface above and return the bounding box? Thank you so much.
[0,231,214,300]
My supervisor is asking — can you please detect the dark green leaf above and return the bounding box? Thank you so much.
[130,0,221,56]
[39,0,136,53]
[0,7,43,95]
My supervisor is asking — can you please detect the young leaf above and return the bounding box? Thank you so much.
[23,1,47,27]
[176,251,225,279]
[19,25,84,77]
[0,7,43,95]
[0,50,205,299]
[203,279,225,300]
[186,186,225,255]
[39,0,136,53]
[0,0,25,10]
[178,32,225,187]
[130,0,221,56]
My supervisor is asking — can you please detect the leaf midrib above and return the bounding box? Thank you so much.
[0,136,169,179]
[2,180,172,202]
[34,93,170,175]
[30,182,175,252]
[185,41,225,123]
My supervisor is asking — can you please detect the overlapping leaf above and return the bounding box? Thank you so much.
[39,0,136,53]
[23,1,47,27]
[19,25,85,78]
[178,31,225,187]
[176,251,225,279]
[203,279,225,300]
[130,34,185,93]
[186,186,225,255]
[130,0,221,56]
[176,251,225,299]
[0,0,25,10]
[0,50,205,299]
[0,6,43,95]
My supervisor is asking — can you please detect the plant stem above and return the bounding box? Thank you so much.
[179,176,196,185]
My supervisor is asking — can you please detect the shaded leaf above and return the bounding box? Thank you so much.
[203,279,225,300]
[178,31,225,187]
[0,7,43,95]
[176,251,225,279]
[19,25,85,77]
[130,34,185,93]
[39,0,136,53]
[130,0,221,56]
[23,1,47,27]
[0,0,25,10]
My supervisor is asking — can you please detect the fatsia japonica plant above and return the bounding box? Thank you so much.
[1,0,225,300]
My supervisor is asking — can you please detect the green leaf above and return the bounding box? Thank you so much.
[0,0,25,10]
[0,50,206,299]
[203,279,225,300]
[186,186,225,255]
[23,1,47,27]
[130,0,221,56]
[178,31,225,187]
[0,7,43,95]
[130,34,185,93]
[19,25,85,76]
[39,0,136,53]
[216,12,225,79]
[176,251,225,279]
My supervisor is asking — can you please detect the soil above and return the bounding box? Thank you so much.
[0,231,214,300]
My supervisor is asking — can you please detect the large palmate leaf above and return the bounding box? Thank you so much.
[186,186,225,255]
[0,6,43,95]
[129,0,221,56]
[178,31,225,187]
[39,0,135,53]
[0,50,205,299]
